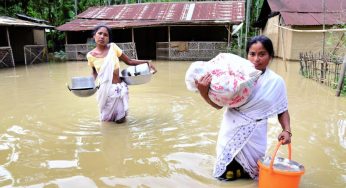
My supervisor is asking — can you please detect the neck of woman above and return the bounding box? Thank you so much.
[96,43,109,51]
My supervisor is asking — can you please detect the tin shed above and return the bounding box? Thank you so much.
[56,1,245,61]
[254,0,346,61]
[0,15,54,68]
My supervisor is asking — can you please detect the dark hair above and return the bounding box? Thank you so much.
[92,24,113,42]
[246,35,274,58]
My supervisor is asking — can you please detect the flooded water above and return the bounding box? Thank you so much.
[0,59,345,188]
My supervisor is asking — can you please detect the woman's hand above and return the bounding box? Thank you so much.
[119,54,157,74]
[277,111,291,145]
[147,60,157,74]
[195,73,222,109]
[278,130,291,145]
[195,73,212,97]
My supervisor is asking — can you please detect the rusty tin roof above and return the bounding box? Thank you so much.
[57,1,245,31]
[0,16,54,28]
[268,0,346,26]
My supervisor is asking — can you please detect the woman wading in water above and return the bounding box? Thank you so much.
[87,25,157,123]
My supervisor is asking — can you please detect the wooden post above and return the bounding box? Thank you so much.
[168,26,171,60]
[280,27,287,72]
[6,28,10,46]
[131,28,136,58]
[43,29,48,62]
[336,56,346,96]
[24,46,27,65]
[244,0,251,52]
[227,24,231,48]
[65,32,68,44]
[131,28,134,43]
[6,27,15,67]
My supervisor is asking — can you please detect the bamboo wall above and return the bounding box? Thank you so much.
[65,42,138,61]
[156,41,228,61]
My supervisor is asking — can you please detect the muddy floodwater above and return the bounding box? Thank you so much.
[0,59,345,188]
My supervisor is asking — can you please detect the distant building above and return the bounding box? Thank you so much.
[254,0,346,61]
[56,1,245,61]
[0,15,53,68]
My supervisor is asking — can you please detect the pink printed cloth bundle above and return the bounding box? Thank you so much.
[185,53,262,108]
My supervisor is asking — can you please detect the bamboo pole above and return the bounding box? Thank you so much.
[227,24,231,48]
[131,28,134,43]
[24,46,27,65]
[6,27,15,66]
[332,33,345,55]
[336,56,346,96]
[280,27,287,72]
[244,0,251,53]
[322,0,326,56]
[168,26,171,60]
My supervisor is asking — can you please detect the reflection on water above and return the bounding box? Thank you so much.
[338,120,346,149]
[0,60,345,187]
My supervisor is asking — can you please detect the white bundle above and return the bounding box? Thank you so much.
[185,53,262,108]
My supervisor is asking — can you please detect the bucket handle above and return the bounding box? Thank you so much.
[269,140,292,171]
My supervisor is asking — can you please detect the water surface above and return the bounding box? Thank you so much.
[0,60,345,187]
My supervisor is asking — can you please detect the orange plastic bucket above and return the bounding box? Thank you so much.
[257,141,305,188]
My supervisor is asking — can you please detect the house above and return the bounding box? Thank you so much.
[56,1,245,61]
[254,0,346,61]
[0,15,54,68]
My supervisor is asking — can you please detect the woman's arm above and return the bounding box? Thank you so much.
[277,110,292,145]
[195,73,222,109]
[119,53,157,73]
[91,67,98,79]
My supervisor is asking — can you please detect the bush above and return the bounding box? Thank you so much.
[48,51,67,62]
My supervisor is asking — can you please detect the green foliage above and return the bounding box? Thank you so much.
[53,50,67,62]
[0,2,23,17]
[342,77,346,95]
[1,0,76,51]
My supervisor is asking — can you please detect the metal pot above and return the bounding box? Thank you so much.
[67,76,98,97]
[70,76,96,89]
[121,64,153,85]
[121,73,152,85]
[68,87,98,97]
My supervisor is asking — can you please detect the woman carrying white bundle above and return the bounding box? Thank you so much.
[185,53,262,108]
[195,35,291,181]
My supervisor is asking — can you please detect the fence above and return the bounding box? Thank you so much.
[24,45,48,65]
[0,47,15,68]
[156,41,228,61]
[299,52,345,89]
[65,43,137,61]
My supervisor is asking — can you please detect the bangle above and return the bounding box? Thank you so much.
[283,130,292,137]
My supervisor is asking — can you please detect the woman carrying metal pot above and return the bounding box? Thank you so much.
[87,25,157,123]
[195,35,291,181]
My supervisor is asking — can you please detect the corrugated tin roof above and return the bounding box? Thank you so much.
[0,16,54,28]
[267,0,346,26]
[57,1,245,31]
[281,12,346,26]
[16,14,50,24]
[268,0,346,13]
